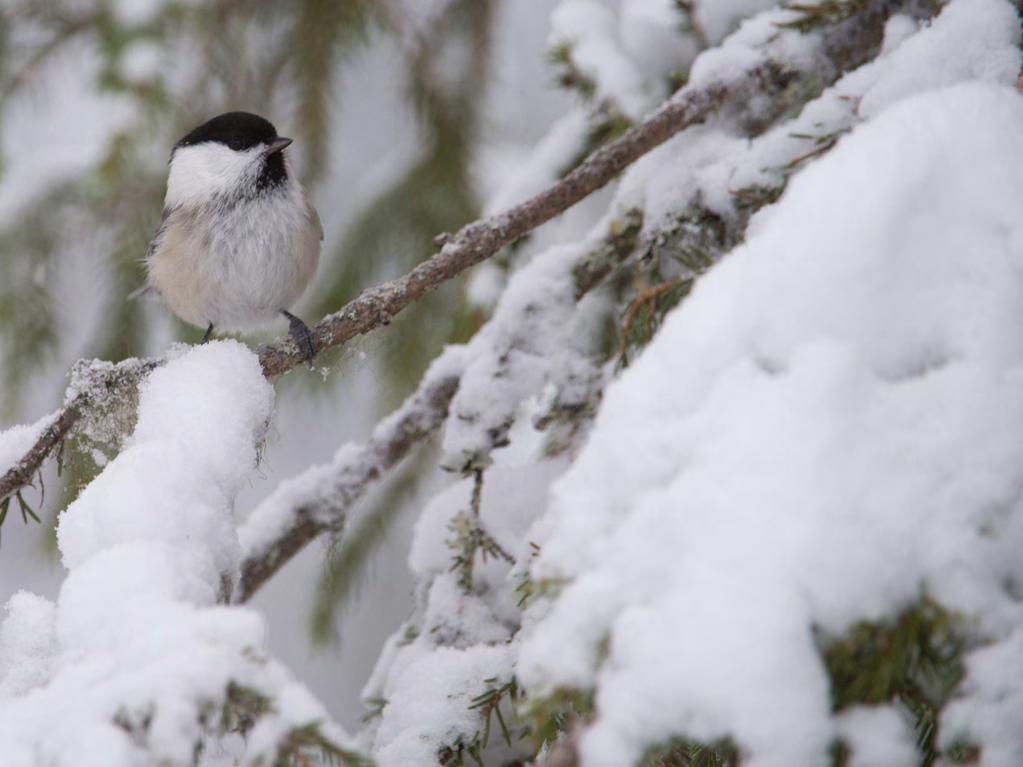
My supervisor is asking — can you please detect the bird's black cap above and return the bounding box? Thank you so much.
[175,112,280,152]
[173,111,291,193]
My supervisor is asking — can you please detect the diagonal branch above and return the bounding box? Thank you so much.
[254,69,756,377]
[235,349,467,602]
[0,358,160,506]
[0,59,764,507]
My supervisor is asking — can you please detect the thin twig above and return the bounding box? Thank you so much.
[621,277,689,341]
[0,404,80,505]
[255,70,752,378]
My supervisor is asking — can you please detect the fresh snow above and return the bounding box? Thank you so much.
[549,0,658,119]
[442,239,603,471]
[692,1,781,47]
[619,0,1022,237]
[363,2,1023,765]
[519,82,1023,766]
[0,342,353,765]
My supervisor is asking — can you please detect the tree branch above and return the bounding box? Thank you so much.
[234,350,467,602]
[0,59,761,507]
[0,405,79,503]
[255,70,754,377]
[0,358,160,505]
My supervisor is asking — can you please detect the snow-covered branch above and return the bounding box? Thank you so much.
[0,358,159,507]
[358,2,1023,765]
[0,343,363,765]
[235,348,468,603]
[235,206,646,601]
[439,0,919,473]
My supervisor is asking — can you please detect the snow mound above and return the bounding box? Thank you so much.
[0,342,352,766]
[519,83,1023,766]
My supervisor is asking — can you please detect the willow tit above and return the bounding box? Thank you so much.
[140,111,322,359]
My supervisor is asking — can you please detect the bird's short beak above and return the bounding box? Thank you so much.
[267,137,293,155]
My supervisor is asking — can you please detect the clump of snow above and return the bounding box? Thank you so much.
[363,451,569,766]
[370,644,516,765]
[857,0,1020,117]
[941,629,1023,764]
[688,8,820,90]
[549,0,658,119]
[518,82,1023,766]
[0,592,57,697]
[620,0,700,85]
[0,342,355,765]
[880,14,920,55]
[835,706,916,767]
[442,240,602,471]
[58,341,272,578]
[691,0,781,47]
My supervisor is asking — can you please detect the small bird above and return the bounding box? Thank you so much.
[140,111,322,359]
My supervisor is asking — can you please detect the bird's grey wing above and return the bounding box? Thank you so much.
[145,206,177,261]
[304,194,324,241]
[130,206,176,300]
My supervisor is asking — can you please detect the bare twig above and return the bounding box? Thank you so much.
[621,277,689,342]
[255,69,755,378]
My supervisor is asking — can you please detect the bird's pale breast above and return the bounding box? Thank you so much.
[147,190,320,332]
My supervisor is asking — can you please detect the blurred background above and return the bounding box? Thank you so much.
[0,0,574,728]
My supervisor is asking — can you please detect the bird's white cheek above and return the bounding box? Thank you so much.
[165,144,261,207]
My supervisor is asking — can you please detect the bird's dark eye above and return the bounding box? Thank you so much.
[227,136,244,150]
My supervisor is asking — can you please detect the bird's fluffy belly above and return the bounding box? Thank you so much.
[149,196,319,331]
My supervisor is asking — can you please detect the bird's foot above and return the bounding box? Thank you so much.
[201,322,215,344]
[282,310,317,361]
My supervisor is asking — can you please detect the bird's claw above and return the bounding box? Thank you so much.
[283,311,317,361]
